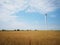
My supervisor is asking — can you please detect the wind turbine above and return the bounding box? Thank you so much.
[45,13,48,30]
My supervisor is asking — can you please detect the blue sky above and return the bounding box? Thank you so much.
[0,0,60,30]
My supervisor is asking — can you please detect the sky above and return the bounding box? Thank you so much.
[0,0,60,30]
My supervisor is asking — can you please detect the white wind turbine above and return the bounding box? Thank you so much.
[45,13,48,30]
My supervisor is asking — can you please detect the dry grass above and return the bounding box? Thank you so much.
[0,30,60,45]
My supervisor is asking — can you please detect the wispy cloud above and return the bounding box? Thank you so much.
[25,0,60,13]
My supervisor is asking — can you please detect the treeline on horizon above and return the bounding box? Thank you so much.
[0,29,38,31]
[0,29,60,31]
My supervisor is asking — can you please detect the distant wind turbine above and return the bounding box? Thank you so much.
[45,13,48,30]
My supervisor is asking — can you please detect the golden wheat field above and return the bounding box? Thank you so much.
[0,30,60,45]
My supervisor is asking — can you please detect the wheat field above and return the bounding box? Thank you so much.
[0,30,60,45]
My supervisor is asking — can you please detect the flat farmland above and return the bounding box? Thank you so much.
[0,30,60,45]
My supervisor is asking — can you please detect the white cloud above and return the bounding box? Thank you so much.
[0,0,28,29]
[25,0,60,14]
[0,0,28,13]
[25,6,37,13]
[0,0,60,14]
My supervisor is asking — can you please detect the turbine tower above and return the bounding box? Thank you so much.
[45,13,47,30]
